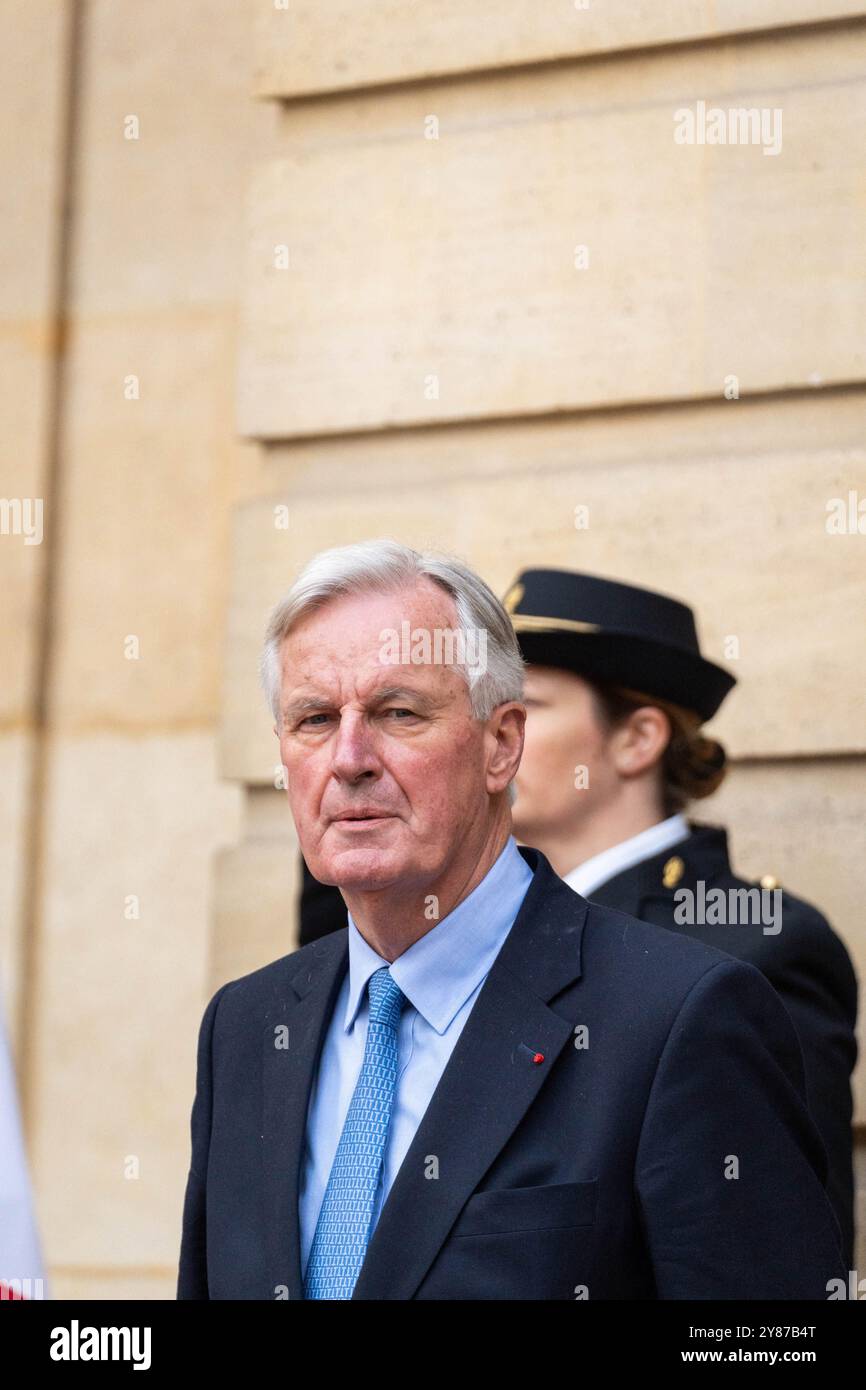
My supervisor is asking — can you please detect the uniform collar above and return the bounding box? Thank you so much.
[344,835,534,1036]
[562,813,691,899]
[583,821,733,910]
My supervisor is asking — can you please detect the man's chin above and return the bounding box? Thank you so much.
[311,842,406,894]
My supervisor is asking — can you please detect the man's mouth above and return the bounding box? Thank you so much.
[332,812,394,825]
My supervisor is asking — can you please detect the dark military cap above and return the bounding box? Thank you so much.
[502,568,736,722]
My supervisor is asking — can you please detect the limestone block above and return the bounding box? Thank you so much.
[50,314,249,728]
[69,0,272,313]
[29,734,241,1267]
[48,1267,174,1300]
[46,0,275,727]
[211,788,301,990]
[221,392,866,772]
[254,0,866,98]
[0,732,34,1049]
[0,0,69,721]
[239,27,866,436]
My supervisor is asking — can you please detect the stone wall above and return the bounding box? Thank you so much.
[1,1,863,1298]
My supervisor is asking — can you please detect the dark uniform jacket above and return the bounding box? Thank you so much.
[178,845,846,1300]
[296,822,858,1268]
[586,822,858,1269]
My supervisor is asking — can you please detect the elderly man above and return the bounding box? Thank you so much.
[177,539,845,1300]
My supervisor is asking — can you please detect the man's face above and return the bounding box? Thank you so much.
[276,579,515,894]
[511,665,619,845]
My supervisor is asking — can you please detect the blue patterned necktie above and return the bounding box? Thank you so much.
[304,966,407,1299]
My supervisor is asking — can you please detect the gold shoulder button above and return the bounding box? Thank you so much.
[662,855,685,889]
[759,873,780,891]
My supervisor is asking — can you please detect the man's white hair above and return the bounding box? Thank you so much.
[260,537,526,725]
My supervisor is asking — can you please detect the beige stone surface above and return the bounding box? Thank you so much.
[2,0,279,1296]
[28,734,240,1268]
[0,733,33,1049]
[50,314,254,729]
[239,25,866,437]
[211,788,300,992]
[254,0,866,98]
[45,0,275,730]
[259,385,866,491]
[68,1,274,314]
[220,391,866,777]
[0,0,69,723]
[0,0,68,318]
[708,758,865,1122]
[48,1267,175,1300]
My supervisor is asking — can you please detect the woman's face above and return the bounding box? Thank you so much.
[511,666,621,847]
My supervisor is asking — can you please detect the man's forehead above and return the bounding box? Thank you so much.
[283,670,445,707]
[284,648,434,688]
[279,642,466,709]
[283,631,397,674]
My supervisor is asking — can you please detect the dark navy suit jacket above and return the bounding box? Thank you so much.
[177,845,846,1299]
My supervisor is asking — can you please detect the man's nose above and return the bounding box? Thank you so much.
[330,710,381,782]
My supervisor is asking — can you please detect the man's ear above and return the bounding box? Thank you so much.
[485,702,526,794]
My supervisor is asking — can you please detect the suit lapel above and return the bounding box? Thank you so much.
[351,848,587,1300]
[262,930,349,1301]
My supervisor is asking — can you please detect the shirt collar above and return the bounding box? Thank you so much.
[344,835,534,1036]
[562,812,690,899]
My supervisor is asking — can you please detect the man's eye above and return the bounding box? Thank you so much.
[300,713,331,727]
[385,707,416,719]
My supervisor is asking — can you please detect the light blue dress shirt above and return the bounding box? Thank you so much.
[298,835,534,1278]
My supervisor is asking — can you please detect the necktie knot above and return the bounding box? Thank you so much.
[367,966,406,1030]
